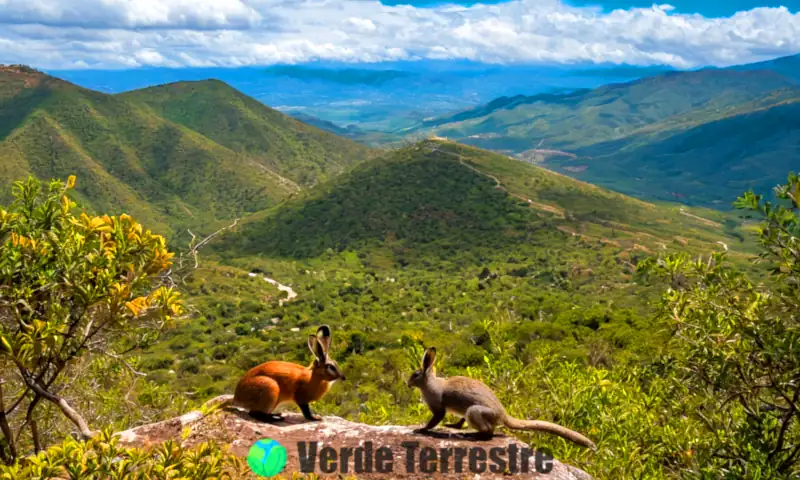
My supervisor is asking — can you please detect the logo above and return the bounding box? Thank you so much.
[297,441,554,475]
[247,438,288,477]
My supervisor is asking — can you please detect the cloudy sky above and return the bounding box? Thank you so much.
[0,0,798,70]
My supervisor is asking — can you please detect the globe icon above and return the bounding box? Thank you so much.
[247,438,288,477]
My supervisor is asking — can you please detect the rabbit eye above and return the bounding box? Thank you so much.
[327,365,336,373]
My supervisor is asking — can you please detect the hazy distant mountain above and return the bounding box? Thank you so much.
[51,61,675,132]
[730,53,800,82]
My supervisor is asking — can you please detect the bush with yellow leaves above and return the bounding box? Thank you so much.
[0,176,183,463]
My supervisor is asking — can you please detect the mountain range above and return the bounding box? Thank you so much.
[0,61,772,249]
[52,62,674,133]
[411,55,800,207]
[0,65,373,235]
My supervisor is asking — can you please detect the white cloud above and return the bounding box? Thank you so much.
[0,0,262,29]
[346,17,378,33]
[134,49,177,66]
[0,0,798,69]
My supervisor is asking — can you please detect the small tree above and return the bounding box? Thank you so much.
[0,177,182,462]
[641,173,800,477]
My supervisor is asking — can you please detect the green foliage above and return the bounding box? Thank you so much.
[0,430,248,479]
[0,176,181,460]
[638,172,800,477]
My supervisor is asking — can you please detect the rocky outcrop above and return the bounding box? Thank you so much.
[116,395,592,479]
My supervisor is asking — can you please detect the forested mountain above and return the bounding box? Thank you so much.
[0,66,374,234]
[119,81,376,186]
[412,58,800,208]
[219,139,743,264]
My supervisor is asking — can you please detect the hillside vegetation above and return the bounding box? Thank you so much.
[120,81,376,186]
[119,140,792,479]
[0,66,373,235]
[221,139,746,262]
[3,63,798,479]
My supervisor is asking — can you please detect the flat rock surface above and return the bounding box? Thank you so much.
[116,395,592,479]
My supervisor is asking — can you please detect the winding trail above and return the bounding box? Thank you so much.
[426,145,565,217]
[679,207,723,228]
[248,272,298,305]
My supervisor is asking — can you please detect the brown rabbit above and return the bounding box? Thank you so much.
[233,325,345,422]
[408,347,596,449]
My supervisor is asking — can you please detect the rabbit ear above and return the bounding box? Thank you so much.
[316,325,332,353]
[422,347,437,371]
[308,336,325,362]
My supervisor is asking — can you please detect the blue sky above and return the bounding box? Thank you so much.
[383,0,796,16]
[0,0,798,70]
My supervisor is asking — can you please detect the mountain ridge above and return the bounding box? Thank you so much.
[119,79,376,187]
[0,67,374,235]
[419,68,798,138]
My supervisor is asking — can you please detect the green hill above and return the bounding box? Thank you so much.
[219,139,748,266]
[0,66,374,234]
[119,81,376,186]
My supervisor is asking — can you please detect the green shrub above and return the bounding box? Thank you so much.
[179,358,202,375]
[0,430,247,479]
[139,354,174,371]
[212,343,238,361]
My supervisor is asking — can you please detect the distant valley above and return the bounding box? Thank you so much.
[52,62,674,135]
[411,54,800,208]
